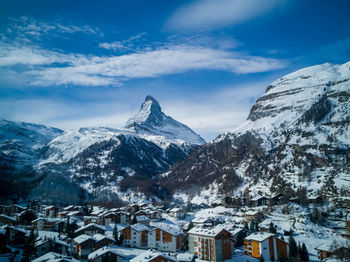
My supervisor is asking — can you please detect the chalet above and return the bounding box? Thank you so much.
[74,223,105,236]
[32,252,79,262]
[315,242,334,260]
[136,215,150,226]
[92,233,115,249]
[244,211,263,222]
[84,216,100,226]
[191,217,214,227]
[121,223,150,248]
[5,225,27,245]
[67,210,85,218]
[116,211,128,224]
[169,208,186,219]
[74,234,96,259]
[35,237,69,257]
[130,249,178,262]
[63,205,75,212]
[148,210,162,220]
[18,209,37,225]
[252,196,268,206]
[44,206,58,218]
[32,218,61,231]
[308,196,323,205]
[244,232,289,261]
[12,204,26,214]
[0,214,17,225]
[223,196,234,207]
[88,246,144,262]
[73,233,114,259]
[148,224,184,252]
[58,211,69,218]
[188,226,232,261]
[271,193,285,205]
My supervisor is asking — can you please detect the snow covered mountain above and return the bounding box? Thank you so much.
[0,96,205,203]
[126,95,205,145]
[0,120,63,200]
[161,62,350,205]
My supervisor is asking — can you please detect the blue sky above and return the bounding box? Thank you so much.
[0,0,350,140]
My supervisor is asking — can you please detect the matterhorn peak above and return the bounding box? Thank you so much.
[125,95,164,129]
[125,96,205,145]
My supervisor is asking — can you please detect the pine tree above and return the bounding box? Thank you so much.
[132,215,137,225]
[22,227,36,261]
[113,225,119,243]
[269,222,277,233]
[289,234,298,260]
[300,243,309,262]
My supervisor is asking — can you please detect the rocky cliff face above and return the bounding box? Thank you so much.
[161,62,350,204]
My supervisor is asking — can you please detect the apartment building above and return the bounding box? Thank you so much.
[244,232,289,261]
[148,224,184,252]
[121,223,150,248]
[188,226,232,261]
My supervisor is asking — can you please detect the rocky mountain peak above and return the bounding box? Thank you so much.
[125,96,205,145]
[125,95,164,129]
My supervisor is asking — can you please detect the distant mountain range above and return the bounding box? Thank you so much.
[0,96,205,203]
[1,62,350,205]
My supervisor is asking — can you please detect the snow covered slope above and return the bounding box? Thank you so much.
[0,119,62,166]
[0,120,63,199]
[162,61,350,204]
[31,96,204,202]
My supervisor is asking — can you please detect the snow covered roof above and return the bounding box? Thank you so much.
[88,246,144,260]
[6,225,27,234]
[149,223,183,236]
[315,242,333,252]
[136,215,150,221]
[188,225,229,238]
[32,252,79,262]
[35,237,68,248]
[44,205,57,210]
[32,217,61,223]
[63,205,74,211]
[130,249,178,262]
[73,234,93,244]
[74,223,105,233]
[245,232,274,242]
[170,208,184,213]
[0,214,16,221]
[177,253,195,261]
[130,223,150,232]
[93,233,115,242]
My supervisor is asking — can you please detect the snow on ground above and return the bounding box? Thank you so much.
[262,203,347,259]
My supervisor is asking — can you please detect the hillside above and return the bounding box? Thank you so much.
[161,62,350,204]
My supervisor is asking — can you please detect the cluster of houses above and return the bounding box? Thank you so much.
[0,198,349,261]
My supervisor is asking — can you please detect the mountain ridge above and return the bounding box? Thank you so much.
[161,61,350,205]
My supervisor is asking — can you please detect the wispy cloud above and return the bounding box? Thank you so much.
[0,41,287,87]
[2,16,99,42]
[166,0,285,31]
[98,32,148,51]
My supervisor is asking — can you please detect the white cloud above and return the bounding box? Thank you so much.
[166,0,285,31]
[98,32,148,51]
[8,44,285,86]
[10,16,98,37]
